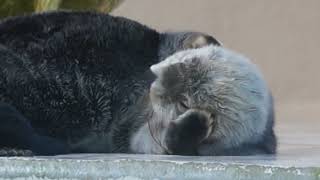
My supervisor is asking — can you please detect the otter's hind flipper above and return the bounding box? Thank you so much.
[0,147,33,156]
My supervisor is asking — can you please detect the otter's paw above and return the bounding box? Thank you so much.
[183,33,222,49]
[0,147,34,156]
[165,110,214,155]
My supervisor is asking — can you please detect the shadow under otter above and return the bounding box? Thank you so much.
[0,11,276,156]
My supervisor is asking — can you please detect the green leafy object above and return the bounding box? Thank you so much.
[0,0,124,19]
[60,0,123,13]
[34,0,62,12]
[0,0,34,18]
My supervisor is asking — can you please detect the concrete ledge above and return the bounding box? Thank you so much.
[0,154,319,180]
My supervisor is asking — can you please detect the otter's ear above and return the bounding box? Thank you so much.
[183,33,222,49]
[150,63,166,77]
[150,59,177,77]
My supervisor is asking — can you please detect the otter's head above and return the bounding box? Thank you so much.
[150,46,218,131]
[150,45,270,147]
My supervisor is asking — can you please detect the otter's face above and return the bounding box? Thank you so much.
[150,45,270,152]
[149,47,218,132]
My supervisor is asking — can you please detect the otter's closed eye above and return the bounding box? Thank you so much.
[177,101,189,112]
[210,113,216,119]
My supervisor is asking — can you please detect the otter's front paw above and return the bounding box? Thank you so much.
[165,110,214,155]
[183,33,222,49]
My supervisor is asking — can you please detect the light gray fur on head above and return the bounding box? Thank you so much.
[150,45,271,151]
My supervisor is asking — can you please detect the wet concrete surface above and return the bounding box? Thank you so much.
[0,153,319,180]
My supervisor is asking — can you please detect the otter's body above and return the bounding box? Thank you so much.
[0,11,276,156]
